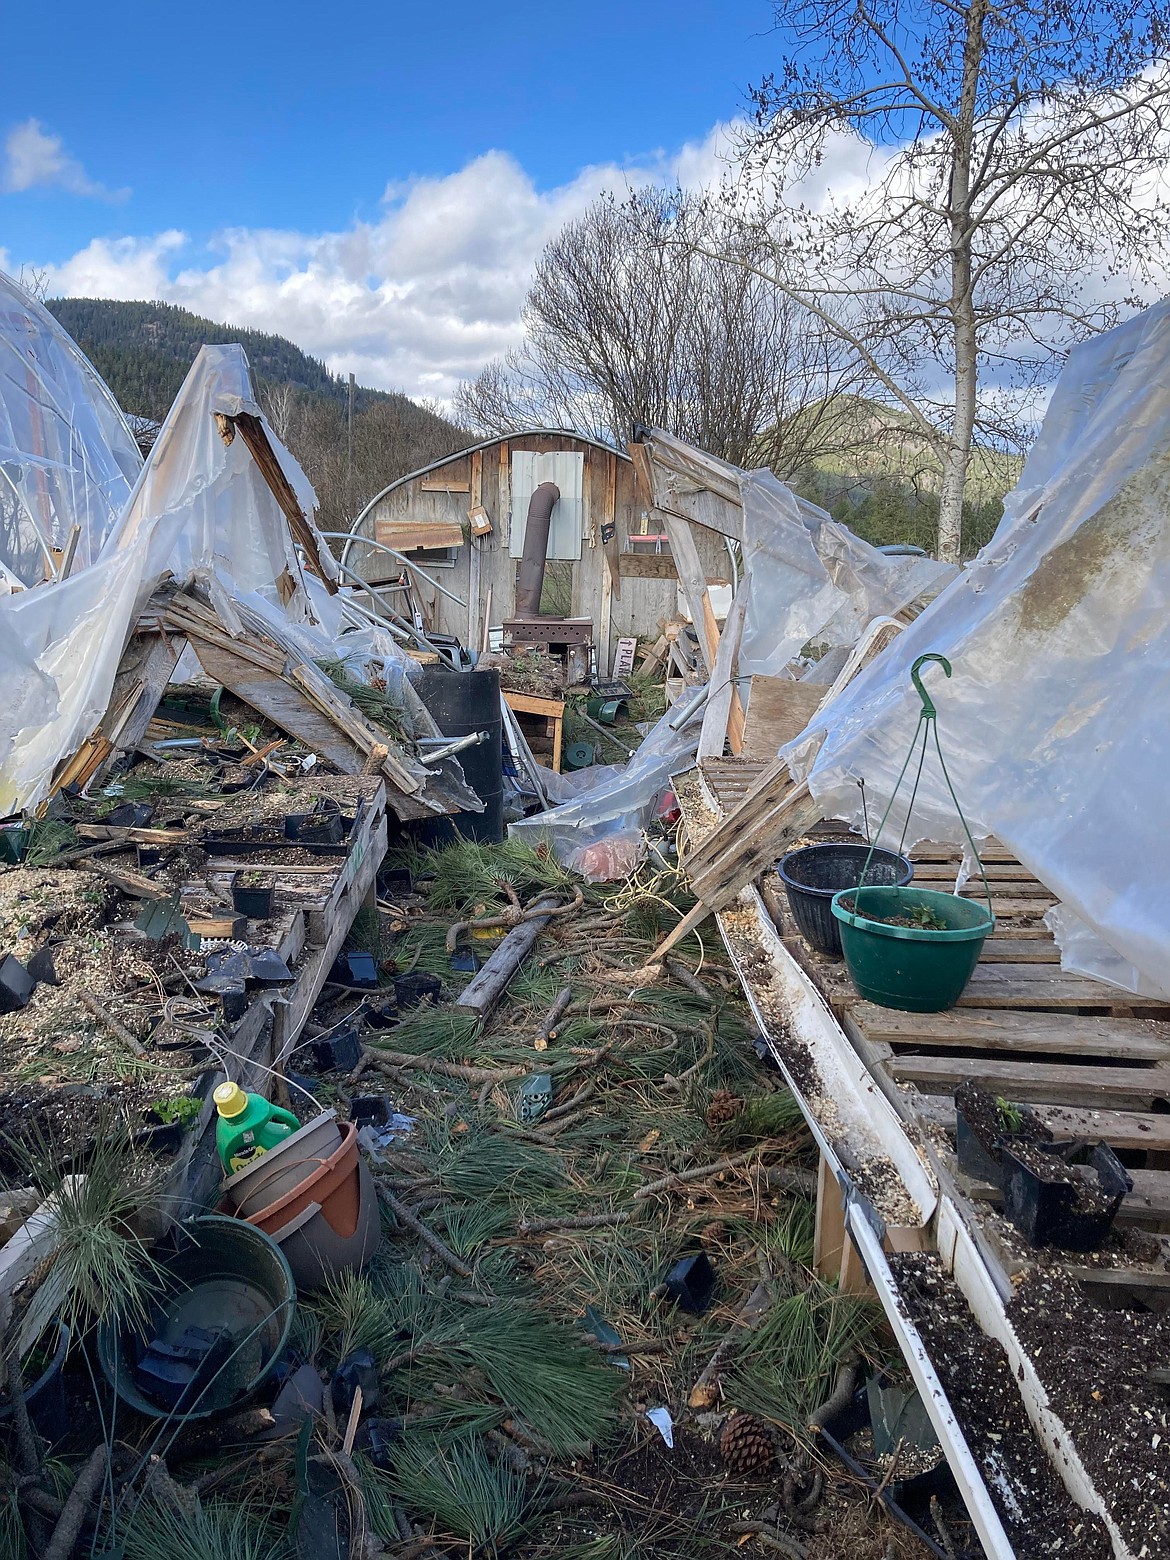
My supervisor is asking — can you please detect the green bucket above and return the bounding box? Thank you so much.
[97,1215,295,1420]
[831,885,994,1013]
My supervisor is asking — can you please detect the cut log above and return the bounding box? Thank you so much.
[456,895,562,1020]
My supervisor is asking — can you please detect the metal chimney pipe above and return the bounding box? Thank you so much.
[514,481,560,618]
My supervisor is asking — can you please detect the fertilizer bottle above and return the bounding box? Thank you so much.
[214,1082,299,1174]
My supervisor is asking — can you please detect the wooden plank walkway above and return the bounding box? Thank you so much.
[756,831,1170,1284]
[685,772,1170,1286]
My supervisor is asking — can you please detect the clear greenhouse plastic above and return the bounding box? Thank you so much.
[784,300,1170,998]
[0,275,141,584]
[0,339,390,813]
[737,469,955,678]
[509,702,703,881]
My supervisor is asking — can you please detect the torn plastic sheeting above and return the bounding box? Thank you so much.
[0,341,379,813]
[0,272,142,586]
[1043,903,1170,1001]
[102,344,335,608]
[785,300,1170,999]
[0,514,189,813]
[509,699,703,881]
[737,468,955,680]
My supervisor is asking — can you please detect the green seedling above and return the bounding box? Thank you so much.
[149,1095,202,1129]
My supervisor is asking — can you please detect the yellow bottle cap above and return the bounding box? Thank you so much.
[213,1081,248,1119]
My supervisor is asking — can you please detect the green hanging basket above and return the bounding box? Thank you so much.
[834,654,995,1014]
[831,885,993,1013]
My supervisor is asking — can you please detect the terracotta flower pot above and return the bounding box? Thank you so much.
[222,1111,343,1216]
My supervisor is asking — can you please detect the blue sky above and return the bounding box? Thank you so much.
[6,1,767,253]
[3,1,776,398]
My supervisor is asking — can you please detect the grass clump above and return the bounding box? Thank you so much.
[378,1005,480,1058]
[714,1091,807,1146]
[120,1496,288,1560]
[10,1124,169,1343]
[388,1434,532,1555]
[426,1121,570,1204]
[23,819,78,867]
[446,1301,622,1456]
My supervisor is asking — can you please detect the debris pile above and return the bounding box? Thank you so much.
[0,835,972,1558]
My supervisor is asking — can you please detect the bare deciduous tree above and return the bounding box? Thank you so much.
[719,0,1170,560]
[273,388,466,536]
[457,186,877,476]
[259,379,297,444]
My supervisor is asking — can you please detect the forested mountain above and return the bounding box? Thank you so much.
[47,298,468,530]
[49,298,366,419]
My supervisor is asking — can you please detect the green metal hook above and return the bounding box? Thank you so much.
[910,653,952,720]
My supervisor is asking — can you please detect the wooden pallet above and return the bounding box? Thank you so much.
[763,838,1170,1291]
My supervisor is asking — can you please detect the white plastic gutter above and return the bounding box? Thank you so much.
[719,885,938,1226]
[848,1209,1017,1560]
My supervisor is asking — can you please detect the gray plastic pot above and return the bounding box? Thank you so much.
[266,1155,381,1292]
[222,1110,343,1216]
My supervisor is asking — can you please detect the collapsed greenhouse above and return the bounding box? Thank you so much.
[0,269,1166,1559]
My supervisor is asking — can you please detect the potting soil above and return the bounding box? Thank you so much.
[1008,1268,1170,1556]
[891,1252,1113,1558]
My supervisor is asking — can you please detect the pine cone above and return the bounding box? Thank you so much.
[719,1411,777,1475]
[705,1090,744,1130]
[700,1220,729,1249]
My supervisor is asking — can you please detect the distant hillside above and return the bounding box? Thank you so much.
[781,394,1023,558]
[49,297,419,422]
[47,297,468,530]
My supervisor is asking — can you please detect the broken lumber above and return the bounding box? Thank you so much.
[683,772,824,912]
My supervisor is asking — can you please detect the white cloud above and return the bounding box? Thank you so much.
[2,119,127,201]
[22,128,748,403]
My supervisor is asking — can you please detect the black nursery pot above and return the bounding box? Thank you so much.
[350,1095,395,1127]
[136,1115,185,1155]
[661,1252,716,1315]
[776,843,914,958]
[0,953,36,1014]
[221,985,248,1023]
[1002,1141,1132,1252]
[0,1321,69,1445]
[312,1025,363,1074]
[203,827,268,857]
[955,1109,1004,1186]
[231,876,274,918]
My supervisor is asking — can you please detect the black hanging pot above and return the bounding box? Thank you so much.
[777,842,913,958]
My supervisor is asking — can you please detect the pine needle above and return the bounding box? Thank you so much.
[120,1496,287,1560]
[726,1282,884,1437]
[387,1434,531,1554]
[315,657,409,743]
[444,1301,622,1455]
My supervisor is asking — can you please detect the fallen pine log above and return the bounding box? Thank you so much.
[455,894,567,1020]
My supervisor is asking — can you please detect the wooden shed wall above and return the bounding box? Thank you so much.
[348,433,731,673]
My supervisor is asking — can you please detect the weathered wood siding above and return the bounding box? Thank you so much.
[347,432,731,673]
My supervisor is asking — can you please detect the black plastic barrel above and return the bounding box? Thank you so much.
[776,843,913,958]
[412,666,504,845]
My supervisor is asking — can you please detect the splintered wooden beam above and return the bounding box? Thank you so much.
[231,412,338,593]
[627,429,745,542]
[456,896,562,1019]
[685,771,825,911]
